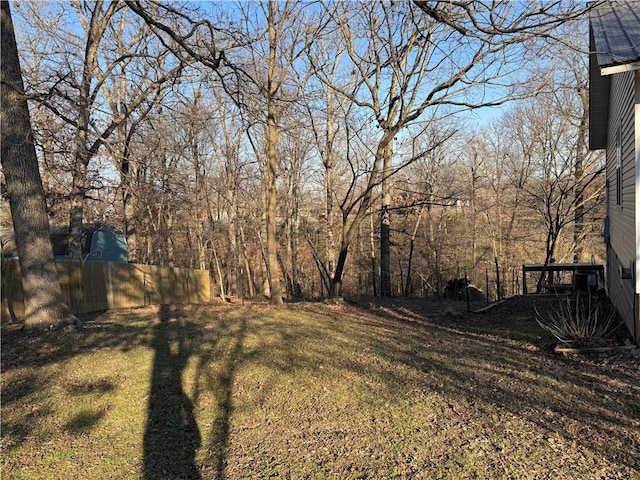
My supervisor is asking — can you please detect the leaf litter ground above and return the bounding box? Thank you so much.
[2,296,639,479]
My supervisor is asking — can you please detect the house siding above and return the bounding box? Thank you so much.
[635,70,640,342]
[606,70,638,339]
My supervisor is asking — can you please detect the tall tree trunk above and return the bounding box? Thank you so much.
[370,210,377,298]
[329,246,349,298]
[573,72,590,263]
[265,3,283,305]
[469,161,479,280]
[68,150,89,259]
[380,205,391,296]
[228,202,240,298]
[212,244,226,301]
[379,137,394,297]
[536,227,560,293]
[1,0,75,329]
[239,224,255,298]
[324,88,336,280]
[265,108,283,304]
[68,15,95,260]
[290,207,301,298]
[118,129,138,262]
[573,147,586,263]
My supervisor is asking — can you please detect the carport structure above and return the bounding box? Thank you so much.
[522,263,605,294]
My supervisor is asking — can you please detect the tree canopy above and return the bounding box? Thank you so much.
[1,0,604,303]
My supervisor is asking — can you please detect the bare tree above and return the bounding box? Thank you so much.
[277,118,314,298]
[208,84,259,299]
[308,1,590,296]
[467,124,528,294]
[218,0,324,303]
[17,1,187,259]
[299,44,349,296]
[1,1,75,330]
[546,28,597,263]
[262,0,286,304]
[7,0,605,305]
[128,0,315,303]
[505,94,604,292]
[303,98,453,297]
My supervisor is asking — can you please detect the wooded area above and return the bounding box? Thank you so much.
[0,1,604,306]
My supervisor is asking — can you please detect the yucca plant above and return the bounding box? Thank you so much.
[535,293,620,347]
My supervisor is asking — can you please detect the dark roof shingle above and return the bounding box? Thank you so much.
[590,0,640,74]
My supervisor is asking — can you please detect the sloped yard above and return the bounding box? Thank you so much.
[2,297,639,479]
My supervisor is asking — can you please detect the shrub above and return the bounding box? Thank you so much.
[535,293,621,347]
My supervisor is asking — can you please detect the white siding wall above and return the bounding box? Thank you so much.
[606,70,637,338]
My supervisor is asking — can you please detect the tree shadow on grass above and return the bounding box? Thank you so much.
[325,300,640,474]
[1,309,154,372]
[0,313,150,455]
[64,408,109,433]
[189,307,248,479]
[143,304,202,480]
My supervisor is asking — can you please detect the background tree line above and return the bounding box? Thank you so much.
[1,0,604,314]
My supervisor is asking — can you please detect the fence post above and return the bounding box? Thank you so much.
[494,257,501,301]
[485,268,489,305]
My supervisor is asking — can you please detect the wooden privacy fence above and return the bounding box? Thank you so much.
[1,259,211,319]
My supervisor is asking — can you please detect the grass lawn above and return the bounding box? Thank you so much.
[2,297,639,479]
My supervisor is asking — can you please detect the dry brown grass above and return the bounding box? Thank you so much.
[2,297,639,479]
